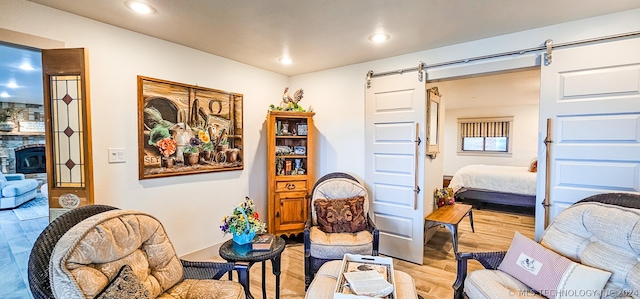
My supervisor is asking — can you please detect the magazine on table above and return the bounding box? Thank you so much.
[336,256,395,298]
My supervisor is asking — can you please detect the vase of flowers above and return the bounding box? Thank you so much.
[434,187,455,207]
[221,197,266,245]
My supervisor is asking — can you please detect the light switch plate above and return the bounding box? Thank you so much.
[108,148,126,163]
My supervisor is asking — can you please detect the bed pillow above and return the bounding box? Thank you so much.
[498,232,611,299]
[528,158,538,172]
[314,196,367,233]
[95,264,151,299]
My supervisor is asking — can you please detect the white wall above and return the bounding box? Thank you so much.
[291,9,640,182]
[443,104,539,176]
[1,0,288,255]
[3,0,640,255]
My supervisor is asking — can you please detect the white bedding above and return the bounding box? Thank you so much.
[448,164,537,196]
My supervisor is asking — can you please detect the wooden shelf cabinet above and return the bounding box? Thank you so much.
[267,111,315,236]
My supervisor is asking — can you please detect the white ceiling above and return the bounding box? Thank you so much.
[3,1,640,105]
[23,0,640,76]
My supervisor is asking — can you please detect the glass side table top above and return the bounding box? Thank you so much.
[219,235,286,262]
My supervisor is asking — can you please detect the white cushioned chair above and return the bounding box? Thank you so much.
[30,205,247,299]
[303,172,379,289]
[454,193,640,299]
[0,171,38,209]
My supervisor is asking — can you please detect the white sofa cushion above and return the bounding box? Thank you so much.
[540,202,640,298]
[309,226,373,259]
[50,210,184,298]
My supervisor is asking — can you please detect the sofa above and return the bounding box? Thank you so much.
[29,205,247,299]
[454,193,640,299]
[0,171,38,209]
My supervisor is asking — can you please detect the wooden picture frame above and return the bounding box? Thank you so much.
[138,76,243,179]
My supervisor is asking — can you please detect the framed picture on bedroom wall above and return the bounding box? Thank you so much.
[137,76,244,180]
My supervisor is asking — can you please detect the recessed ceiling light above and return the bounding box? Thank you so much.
[369,33,390,43]
[125,1,156,14]
[279,57,292,65]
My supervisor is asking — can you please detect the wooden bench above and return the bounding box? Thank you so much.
[424,203,474,254]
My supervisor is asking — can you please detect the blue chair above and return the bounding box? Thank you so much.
[0,171,39,209]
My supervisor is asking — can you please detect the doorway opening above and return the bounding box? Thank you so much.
[428,68,540,215]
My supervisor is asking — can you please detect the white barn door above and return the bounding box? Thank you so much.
[536,37,640,238]
[365,74,425,264]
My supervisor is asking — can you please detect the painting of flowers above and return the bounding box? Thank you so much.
[138,76,244,179]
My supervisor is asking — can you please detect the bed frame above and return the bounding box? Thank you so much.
[454,187,536,209]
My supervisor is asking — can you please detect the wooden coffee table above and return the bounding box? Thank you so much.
[424,203,474,254]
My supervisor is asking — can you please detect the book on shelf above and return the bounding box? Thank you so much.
[251,234,274,251]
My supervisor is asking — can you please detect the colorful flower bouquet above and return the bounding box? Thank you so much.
[434,187,455,207]
[220,197,266,245]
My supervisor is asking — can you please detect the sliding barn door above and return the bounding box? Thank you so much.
[365,74,425,264]
[536,37,640,238]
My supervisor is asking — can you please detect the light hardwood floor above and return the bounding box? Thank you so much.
[237,208,535,299]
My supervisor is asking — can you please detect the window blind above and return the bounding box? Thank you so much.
[460,121,510,138]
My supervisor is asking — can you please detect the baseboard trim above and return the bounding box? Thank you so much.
[180,242,227,262]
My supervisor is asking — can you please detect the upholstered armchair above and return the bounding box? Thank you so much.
[304,172,379,289]
[0,171,38,209]
[454,193,640,299]
[28,205,247,299]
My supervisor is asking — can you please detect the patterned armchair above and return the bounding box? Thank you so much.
[454,193,640,299]
[303,172,379,289]
[28,205,247,299]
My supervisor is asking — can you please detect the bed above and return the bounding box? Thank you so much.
[448,164,537,209]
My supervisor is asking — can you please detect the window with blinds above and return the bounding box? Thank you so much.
[458,117,513,153]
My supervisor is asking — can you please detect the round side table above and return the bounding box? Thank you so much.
[219,235,286,299]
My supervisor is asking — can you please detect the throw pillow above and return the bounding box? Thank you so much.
[528,158,538,172]
[498,232,611,299]
[95,264,151,299]
[314,196,367,233]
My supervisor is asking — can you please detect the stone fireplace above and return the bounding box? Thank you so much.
[14,144,46,174]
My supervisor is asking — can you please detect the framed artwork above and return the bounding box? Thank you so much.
[138,76,243,179]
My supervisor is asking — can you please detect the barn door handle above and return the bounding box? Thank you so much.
[414,123,420,210]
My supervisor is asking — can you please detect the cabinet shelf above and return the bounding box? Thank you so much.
[276,155,307,159]
[267,111,315,236]
[275,135,307,139]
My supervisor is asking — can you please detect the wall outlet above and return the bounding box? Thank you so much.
[108,148,126,163]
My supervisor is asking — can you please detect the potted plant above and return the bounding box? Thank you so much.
[183,136,202,165]
[217,137,229,152]
[201,141,214,161]
[220,196,266,245]
[183,145,200,165]
[156,138,177,168]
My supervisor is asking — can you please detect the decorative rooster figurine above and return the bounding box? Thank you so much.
[279,87,305,111]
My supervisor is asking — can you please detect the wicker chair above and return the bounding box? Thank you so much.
[28,205,248,299]
[304,172,379,289]
[453,193,640,299]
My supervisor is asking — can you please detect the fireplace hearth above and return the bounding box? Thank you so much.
[14,144,46,174]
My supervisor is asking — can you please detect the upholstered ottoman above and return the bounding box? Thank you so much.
[305,260,420,299]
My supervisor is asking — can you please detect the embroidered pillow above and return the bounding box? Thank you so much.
[314,196,367,233]
[498,232,611,299]
[95,264,151,299]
